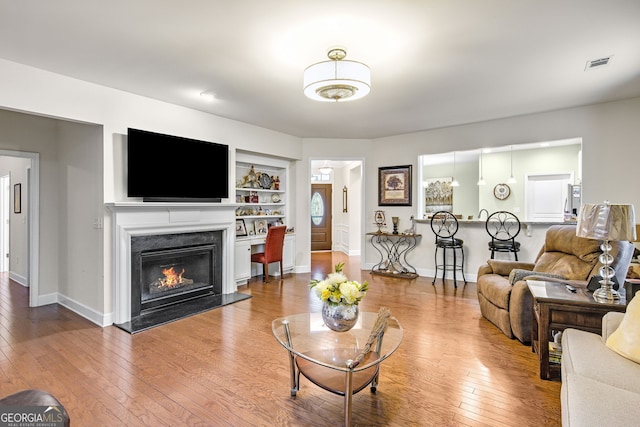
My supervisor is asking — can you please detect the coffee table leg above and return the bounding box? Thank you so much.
[282,320,299,396]
[344,367,353,426]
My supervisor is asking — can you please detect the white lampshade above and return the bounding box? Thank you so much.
[304,48,370,102]
[577,202,636,241]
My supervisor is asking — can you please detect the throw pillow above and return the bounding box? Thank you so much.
[508,268,565,285]
[606,291,640,364]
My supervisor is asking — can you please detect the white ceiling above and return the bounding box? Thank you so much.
[1,0,639,139]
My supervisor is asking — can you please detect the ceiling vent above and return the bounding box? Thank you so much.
[585,56,612,71]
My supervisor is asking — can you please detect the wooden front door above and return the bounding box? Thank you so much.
[311,184,332,251]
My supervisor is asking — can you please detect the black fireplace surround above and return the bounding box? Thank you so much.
[116,230,250,333]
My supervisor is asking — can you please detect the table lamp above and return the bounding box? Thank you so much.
[576,201,636,302]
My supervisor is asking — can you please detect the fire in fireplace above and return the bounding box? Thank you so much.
[130,231,223,321]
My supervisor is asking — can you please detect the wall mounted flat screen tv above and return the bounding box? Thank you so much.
[127,128,229,202]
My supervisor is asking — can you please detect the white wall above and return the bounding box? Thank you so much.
[0,59,302,324]
[299,97,640,277]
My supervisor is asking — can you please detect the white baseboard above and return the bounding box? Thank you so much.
[9,271,28,287]
[57,293,112,327]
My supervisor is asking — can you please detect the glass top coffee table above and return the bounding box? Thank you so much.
[272,311,403,426]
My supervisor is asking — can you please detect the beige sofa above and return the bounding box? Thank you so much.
[477,225,633,343]
[561,312,640,426]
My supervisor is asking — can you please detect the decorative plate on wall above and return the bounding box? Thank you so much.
[493,183,511,200]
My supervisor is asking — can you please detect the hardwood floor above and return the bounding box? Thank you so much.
[0,253,561,426]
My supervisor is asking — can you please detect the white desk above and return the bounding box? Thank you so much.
[235,234,295,284]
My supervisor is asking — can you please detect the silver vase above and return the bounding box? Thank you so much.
[322,303,359,332]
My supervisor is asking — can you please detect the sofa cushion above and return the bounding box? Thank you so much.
[533,252,598,280]
[486,259,535,276]
[563,328,640,394]
[606,291,640,364]
[542,226,602,261]
[477,274,511,310]
[561,373,640,427]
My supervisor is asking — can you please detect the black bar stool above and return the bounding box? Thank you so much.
[485,211,521,260]
[430,211,467,287]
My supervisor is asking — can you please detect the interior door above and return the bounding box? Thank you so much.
[311,184,332,251]
[525,173,571,221]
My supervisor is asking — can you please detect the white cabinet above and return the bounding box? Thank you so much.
[283,234,295,273]
[234,234,296,285]
[234,239,252,283]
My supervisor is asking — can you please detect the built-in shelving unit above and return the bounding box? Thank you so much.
[234,152,294,285]
[235,156,288,233]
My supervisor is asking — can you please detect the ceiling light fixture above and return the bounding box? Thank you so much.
[451,152,459,187]
[508,145,517,184]
[304,47,371,102]
[318,162,333,175]
[477,151,486,186]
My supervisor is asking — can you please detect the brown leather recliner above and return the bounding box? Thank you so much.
[476,224,634,343]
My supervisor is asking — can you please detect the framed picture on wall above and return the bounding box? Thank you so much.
[378,165,412,206]
[13,183,21,214]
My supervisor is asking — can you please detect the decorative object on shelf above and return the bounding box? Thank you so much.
[310,262,368,332]
[403,215,416,235]
[259,172,272,189]
[239,165,261,189]
[343,186,348,213]
[576,201,636,302]
[303,47,371,102]
[374,210,386,234]
[378,165,412,206]
[254,219,268,235]
[273,176,280,190]
[235,219,247,237]
[392,216,399,234]
[493,183,511,200]
[271,193,281,203]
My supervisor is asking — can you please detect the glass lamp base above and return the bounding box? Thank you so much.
[593,286,621,303]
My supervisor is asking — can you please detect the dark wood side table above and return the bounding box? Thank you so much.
[527,280,627,380]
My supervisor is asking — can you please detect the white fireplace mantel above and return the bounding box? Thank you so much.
[106,202,237,325]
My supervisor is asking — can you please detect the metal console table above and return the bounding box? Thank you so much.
[366,232,421,279]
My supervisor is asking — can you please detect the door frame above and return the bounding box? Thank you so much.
[308,157,366,270]
[0,149,40,307]
[0,174,9,272]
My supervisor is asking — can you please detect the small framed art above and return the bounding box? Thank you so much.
[235,219,247,236]
[13,183,21,214]
[378,165,412,206]
[254,219,268,235]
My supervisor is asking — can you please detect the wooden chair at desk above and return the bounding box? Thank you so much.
[251,225,286,282]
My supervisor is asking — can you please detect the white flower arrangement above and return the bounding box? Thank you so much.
[310,262,368,306]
